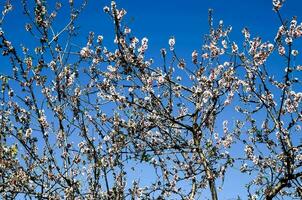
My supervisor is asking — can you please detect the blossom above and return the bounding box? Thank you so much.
[296,65,302,70]
[103,6,110,13]
[222,40,228,48]
[8,89,14,97]
[272,0,284,11]
[191,50,198,64]
[38,111,49,130]
[141,37,148,45]
[25,24,32,32]
[110,1,116,10]
[278,46,285,55]
[49,60,56,70]
[2,2,13,15]
[139,37,149,53]
[117,9,127,20]
[268,43,274,51]
[124,27,131,34]
[202,53,209,58]
[231,42,238,53]
[107,65,117,72]
[240,163,248,172]
[285,37,293,44]
[178,60,186,69]
[245,145,254,159]
[97,35,103,43]
[157,75,165,84]
[291,49,299,56]
[242,28,250,40]
[25,128,32,138]
[169,36,175,51]
[80,47,91,58]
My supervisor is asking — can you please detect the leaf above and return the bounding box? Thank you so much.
[10,144,18,157]
[141,152,151,162]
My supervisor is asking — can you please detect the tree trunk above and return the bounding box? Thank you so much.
[209,178,218,200]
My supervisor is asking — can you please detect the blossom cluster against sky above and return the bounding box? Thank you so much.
[2,0,302,72]
[1,0,302,199]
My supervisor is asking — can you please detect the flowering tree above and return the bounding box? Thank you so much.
[0,0,301,200]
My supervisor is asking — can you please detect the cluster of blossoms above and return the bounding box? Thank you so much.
[284,91,302,113]
[0,0,301,200]
[272,0,285,11]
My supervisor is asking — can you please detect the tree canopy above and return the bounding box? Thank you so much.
[0,0,302,199]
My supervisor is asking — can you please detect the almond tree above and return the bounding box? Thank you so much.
[0,1,240,199]
[89,3,242,199]
[0,0,301,200]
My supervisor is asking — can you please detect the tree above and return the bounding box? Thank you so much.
[0,0,301,199]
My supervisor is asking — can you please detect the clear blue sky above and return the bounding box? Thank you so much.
[1,0,302,199]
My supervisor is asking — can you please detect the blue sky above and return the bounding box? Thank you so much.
[1,0,302,199]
